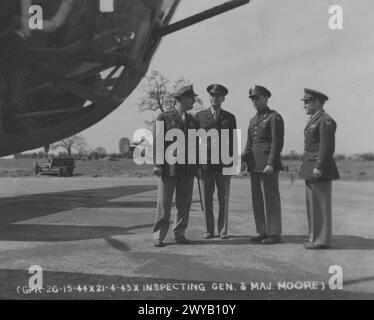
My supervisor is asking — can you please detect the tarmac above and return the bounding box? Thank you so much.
[0,176,373,300]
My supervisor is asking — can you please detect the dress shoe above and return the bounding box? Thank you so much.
[203,233,214,239]
[154,240,165,248]
[250,234,267,242]
[261,236,282,244]
[220,234,229,240]
[304,243,330,250]
[175,237,191,245]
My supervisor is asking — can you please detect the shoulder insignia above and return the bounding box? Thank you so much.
[323,112,334,121]
[322,114,332,124]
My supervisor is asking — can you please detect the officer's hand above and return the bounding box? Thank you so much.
[153,167,163,177]
[241,161,248,172]
[263,165,274,175]
[313,168,323,178]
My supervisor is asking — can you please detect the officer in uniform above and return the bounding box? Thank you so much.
[299,88,339,249]
[195,84,237,239]
[242,85,284,244]
[152,85,198,247]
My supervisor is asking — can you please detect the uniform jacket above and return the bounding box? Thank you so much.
[153,109,198,177]
[195,108,237,173]
[299,111,340,181]
[242,107,284,172]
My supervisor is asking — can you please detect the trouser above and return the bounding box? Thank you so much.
[153,176,194,241]
[305,180,332,246]
[199,172,231,236]
[250,172,282,236]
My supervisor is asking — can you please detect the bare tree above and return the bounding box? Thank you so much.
[138,70,203,128]
[51,134,88,157]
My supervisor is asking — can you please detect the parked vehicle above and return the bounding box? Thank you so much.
[34,157,75,177]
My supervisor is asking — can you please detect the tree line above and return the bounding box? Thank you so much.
[13,150,374,161]
[11,70,374,162]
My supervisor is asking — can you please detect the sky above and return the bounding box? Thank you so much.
[79,0,374,155]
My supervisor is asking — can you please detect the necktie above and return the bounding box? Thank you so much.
[181,112,186,124]
[214,111,218,122]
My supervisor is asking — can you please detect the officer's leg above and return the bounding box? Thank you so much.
[250,172,266,235]
[311,180,332,246]
[305,180,314,243]
[200,172,215,235]
[217,174,231,236]
[152,177,177,241]
[262,172,282,236]
[173,176,194,239]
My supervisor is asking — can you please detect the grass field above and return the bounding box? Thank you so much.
[1,158,374,181]
[0,158,153,178]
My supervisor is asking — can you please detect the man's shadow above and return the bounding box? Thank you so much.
[190,235,374,250]
[281,235,374,250]
[0,185,157,242]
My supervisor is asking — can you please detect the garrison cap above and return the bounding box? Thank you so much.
[301,88,329,102]
[249,85,271,98]
[172,85,198,98]
[207,83,229,96]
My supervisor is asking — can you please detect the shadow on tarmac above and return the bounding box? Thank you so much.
[283,235,374,250]
[0,268,373,300]
[0,223,154,242]
[344,276,374,287]
[190,235,374,250]
[0,185,157,224]
[0,185,157,241]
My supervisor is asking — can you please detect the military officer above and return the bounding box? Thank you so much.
[152,85,198,247]
[299,88,339,249]
[195,84,237,239]
[242,85,284,244]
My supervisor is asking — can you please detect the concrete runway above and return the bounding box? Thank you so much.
[0,176,373,300]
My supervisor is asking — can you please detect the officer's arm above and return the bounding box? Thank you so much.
[232,114,237,130]
[268,113,284,165]
[241,123,252,163]
[153,113,164,169]
[193,115,201,169]
[229,115,237,161]
[316,119,336,171]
